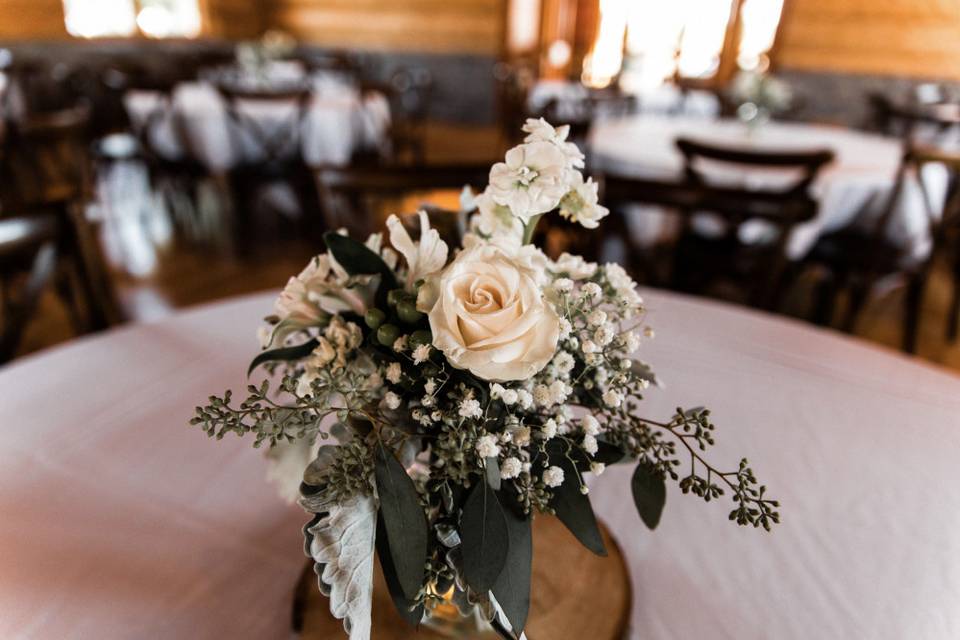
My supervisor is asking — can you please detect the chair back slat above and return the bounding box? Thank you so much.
[215,82,312,166]
[313,164,489,237]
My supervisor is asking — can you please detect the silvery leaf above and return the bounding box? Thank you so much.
[306,494,377,640]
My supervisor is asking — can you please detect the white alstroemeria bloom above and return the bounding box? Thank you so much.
[522,117,585,169]
[488,141,570,221]
[558,172,609,229]
[469,190,524,241]
[387,210,449,290]
[270,254,376,347]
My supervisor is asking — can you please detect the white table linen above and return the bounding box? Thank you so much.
[590,115,948,262]
[125,76,390,172]
[2,290,959,639]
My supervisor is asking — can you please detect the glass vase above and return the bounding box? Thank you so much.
[420,583,501,638]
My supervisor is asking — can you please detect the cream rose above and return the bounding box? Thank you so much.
[420,242,560,382]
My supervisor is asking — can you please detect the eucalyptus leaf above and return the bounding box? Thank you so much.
[247,338,318,377]
[376,512,425,628]
[491,499,531,635]
[374,442,428,600]
[631,461,666,530]
[461,481,510,594]
[549,457,606,556]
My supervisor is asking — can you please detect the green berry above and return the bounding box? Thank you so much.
[387,289,406,307]
[397,301,424,324]
[376,324,400,347]
[409,329,432,347]
[364,308,386,330]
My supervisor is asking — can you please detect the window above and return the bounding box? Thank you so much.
[63,0,201,39]
[581,0,785,90]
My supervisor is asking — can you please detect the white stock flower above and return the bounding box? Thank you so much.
[500,457,522,479]
[476,434,501,458]
[559,172,609,229]
[488,141,570,221]
[422,242,560,382]
[590,462,606,476]
[470,191,524,241]
[387,210,449,289]
[521,117,585,169]
[542,465,565,488]
[553,252,598,280]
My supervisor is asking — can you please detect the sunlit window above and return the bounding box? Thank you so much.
[63,0,201,39]
[737,0,785,71]
[583,0,785,90]
[64,0,137,38]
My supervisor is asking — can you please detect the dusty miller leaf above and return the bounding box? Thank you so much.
[306,494,377,640]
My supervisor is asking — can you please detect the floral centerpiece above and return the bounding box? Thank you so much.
[729,69,793,129]
[191,119,779,639]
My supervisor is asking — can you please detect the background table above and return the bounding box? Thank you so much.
[125,75,390,171]
[590,115,949,262]
[2,290,959,639]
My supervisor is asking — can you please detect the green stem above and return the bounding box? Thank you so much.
[522,213,543,244]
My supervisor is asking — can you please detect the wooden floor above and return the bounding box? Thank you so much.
[10,122,960,376]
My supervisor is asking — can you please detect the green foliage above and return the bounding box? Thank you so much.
[247,338,319,377]
[374,442,429,600]
[460,481,510,594]
[491,503,532,635]
[546,451,607,557]
[631,460,666,530]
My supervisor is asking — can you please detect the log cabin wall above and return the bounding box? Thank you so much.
[266,0,508,123]
[774,0,960,80]
[772,0,960,127]
[0,0,69,40]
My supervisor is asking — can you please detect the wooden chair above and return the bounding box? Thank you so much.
[538,86,637,151]
[797,144,960,352]
[602,139,834,309]
[313,164,489,238]
[865,93,959,140]
[0,215,59,363]
[215,82,317,253]
[0,104,122,331]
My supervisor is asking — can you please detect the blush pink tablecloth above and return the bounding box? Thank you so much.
[1,290,959,639]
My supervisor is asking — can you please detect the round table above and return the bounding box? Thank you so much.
[2,290,959,639]
[589,115,949,262]
[125,75,390,172]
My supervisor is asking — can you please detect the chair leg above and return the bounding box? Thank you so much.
[811,273,839,326]
[903,275,925,354]
[948,266,960,343]
[841,280,868,334]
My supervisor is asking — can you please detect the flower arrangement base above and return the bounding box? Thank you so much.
[293,515,631,639]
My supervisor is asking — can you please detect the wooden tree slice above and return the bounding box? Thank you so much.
[296,516,631,640]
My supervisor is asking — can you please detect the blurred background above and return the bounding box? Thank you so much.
[2,0,959,371]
